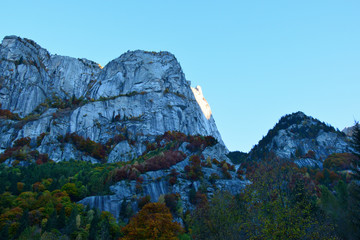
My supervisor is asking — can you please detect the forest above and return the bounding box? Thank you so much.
[0,125,359,239]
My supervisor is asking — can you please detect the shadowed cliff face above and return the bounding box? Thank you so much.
[0,36,226,162]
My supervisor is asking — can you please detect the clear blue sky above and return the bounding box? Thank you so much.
[1,1,359,152]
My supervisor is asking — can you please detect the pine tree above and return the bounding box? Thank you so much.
[64,207,78,235]
[15,209,29,238]
[89,209,100,240]
[45,210,57,232]
[57,206,66,230]
[348,122,360,239]
[0,225,9,239]
[348,182,360,240]
[351,122,360,179]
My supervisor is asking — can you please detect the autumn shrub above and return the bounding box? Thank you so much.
[36,133,47,147]
[304,150,316,159]
[145,151,186,172]
[185,155,203,180]
[35,153,50,165]
[60,133,107,161]
[0,103,20,120]
[13,137,31,148]
[137,195,151,210]
[168,169,179,185]
[323,153,358,171]
[121,202,184,240]
[209,173,220,184]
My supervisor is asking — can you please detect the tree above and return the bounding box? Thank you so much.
[89,209,100,240]
[190,191,244,240]
[350,122,360,179]
[348,122,360,239]
[242,159,337,239]
[56,206,66,230]
[348,182,360,240]
[121,202,184,240]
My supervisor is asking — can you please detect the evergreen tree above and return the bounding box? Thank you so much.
[45,210,57,232]
[99,218,110,240]
[351,122,360,179]
[348,122,360,239]
[15,209,29,238]
[57,206,66,230]
[89,209,100,240]
[348,181,360,240]
[0,225,9,240]
[64,207,78,235]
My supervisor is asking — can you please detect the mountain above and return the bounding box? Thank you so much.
[0,35,225,163]
[248,111,352,167]
[0,36,247,219]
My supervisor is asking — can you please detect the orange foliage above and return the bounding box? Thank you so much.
[121,203,184,240]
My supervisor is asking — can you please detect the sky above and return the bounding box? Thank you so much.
[0,0,359,152]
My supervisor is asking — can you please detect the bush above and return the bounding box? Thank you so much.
[324,153,358,171]
[137,195,151,210]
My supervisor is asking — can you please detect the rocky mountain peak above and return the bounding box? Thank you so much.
[89,49,191,101]
[0,36,226,163]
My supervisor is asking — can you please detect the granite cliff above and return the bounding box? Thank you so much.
[0,36,225,163]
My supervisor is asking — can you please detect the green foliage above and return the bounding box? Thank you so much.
[0,160,121,239]
[350,122,360,181]
[226,151,248,164]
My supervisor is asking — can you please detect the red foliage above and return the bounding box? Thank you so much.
[185,155,203,180]
[145,151,186,172]
[304,150,316,159]
[315,171,324,183]
[13,137,31,148]
[168,169,179,185]
[61,133,107,161]
[0,103,20,120]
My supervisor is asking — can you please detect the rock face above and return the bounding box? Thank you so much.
[0,36,226,162]
[248,112,352,166]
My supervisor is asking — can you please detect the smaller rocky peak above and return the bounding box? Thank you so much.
[248,112,349,163]
[191,85,212,120]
